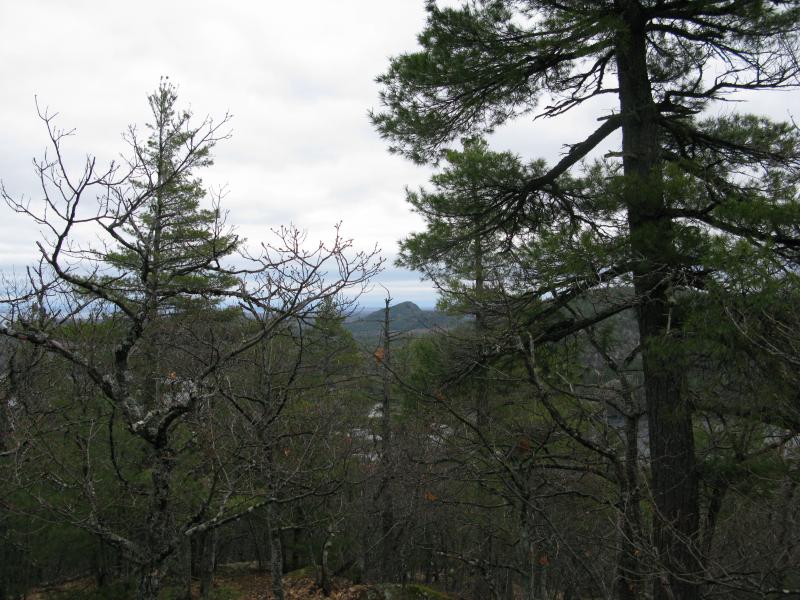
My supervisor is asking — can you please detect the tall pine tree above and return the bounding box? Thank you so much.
[373,2,800,598]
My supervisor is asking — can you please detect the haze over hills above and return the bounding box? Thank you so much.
[344,300,465,344]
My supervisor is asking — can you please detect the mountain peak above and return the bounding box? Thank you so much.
[361,301,421,320]
[391,301,421,313]
[345,300,463,342]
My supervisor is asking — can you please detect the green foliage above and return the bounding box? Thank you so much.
[372,2,613,163]
[373,1,800,597]
[104,80,240,314]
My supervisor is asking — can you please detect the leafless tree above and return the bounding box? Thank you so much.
[0,83,381,600]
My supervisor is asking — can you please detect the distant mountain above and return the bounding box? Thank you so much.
[345,301,464,344]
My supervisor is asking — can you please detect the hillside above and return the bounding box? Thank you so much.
[344,301,464,344]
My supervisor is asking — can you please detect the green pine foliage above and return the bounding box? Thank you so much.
[104,81,240,314]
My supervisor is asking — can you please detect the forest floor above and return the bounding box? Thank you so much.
[211,572,369,599]
[212,565,452,599]
[30,567,454,600]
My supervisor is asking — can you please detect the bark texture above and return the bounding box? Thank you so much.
[615,2,700,598]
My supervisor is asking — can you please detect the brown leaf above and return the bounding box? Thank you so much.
[538,554,550,566]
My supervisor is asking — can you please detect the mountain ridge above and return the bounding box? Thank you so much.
[344,301,464,343]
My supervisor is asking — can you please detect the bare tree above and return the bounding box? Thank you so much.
[0,82,380,600]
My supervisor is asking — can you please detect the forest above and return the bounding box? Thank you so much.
[1,2,799,600]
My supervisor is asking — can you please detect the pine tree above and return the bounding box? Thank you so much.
[373,2,800,598]
[398,138,525,312]
[106,80,239,315]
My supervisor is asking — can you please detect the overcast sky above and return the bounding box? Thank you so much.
[1,1,798,309]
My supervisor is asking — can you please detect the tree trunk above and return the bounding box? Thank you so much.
[320,523,335,597]
[245,513,265,571]
[94,538,111,590]
[0,349,14,600]
[521,508,537,600]
[180,538,192,600]
[137,566,163,600]
[615,3,700,598]
[774,469,798,592]
[137,443,176,600]
[267,504,285,600]
[473,232,489,433]
[290,525,302,572]
[473,534,493,600]
[615,415,644,600]
[0,393,8,600]
[379,298,395,582]
[199,528,218,599]
[0,519,7,600]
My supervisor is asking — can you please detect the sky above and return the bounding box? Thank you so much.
[1,1,799,309]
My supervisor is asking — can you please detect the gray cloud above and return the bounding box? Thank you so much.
[1,1,798,308]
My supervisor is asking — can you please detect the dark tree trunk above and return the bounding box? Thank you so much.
[473,232,489,433]
[379,298,395,582]
[0,399,8,600]
[94,538,111,590]
[180,538,192,600]
[199,528,218,599]
[0,518,7,600]
[136,443,177,600]
[773,472,798,592]
[615,2,700,598]
[245,513,265,571]
[0,349,15,600]
[700,482,727,571]
[290,526,302,571]
[137,567,163,600]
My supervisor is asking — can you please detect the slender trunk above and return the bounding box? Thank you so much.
[615,3,700,598]
[0,512,7,600]
[473,534,492,599]
[538,562,547,600]
[358,518,368,582]
[700,482,726,571]
[504,568,515,600]
[379,298,395,582]
[267,503,285,600]
[258,416,285,598]
[521,506,537,600]
[137,567,163,600]
[291,525,302,571]
[94,538,111,590]
[615,414,644,600]
[199,528,218,599]
[774,469,798,591]
[245,513,265,571]
[320,523,335,596]
[181,538,192,600]
[144,124,166,408]
[472,235,494,599]
[473,232,489,433]
[0,371,8,600]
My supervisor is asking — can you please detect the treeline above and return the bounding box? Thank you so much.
[3,2,800,600]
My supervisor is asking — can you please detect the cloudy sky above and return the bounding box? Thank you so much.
[1,1,798,308]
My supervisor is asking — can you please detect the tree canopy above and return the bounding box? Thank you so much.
[373,2,800,598]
